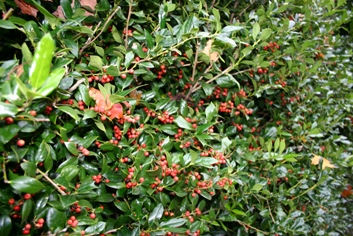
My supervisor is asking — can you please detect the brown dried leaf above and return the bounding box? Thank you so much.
[16,64,24,77]
[311,154,335,169]
[52,6,66,19]
[14,0,38,17]
[80,0,96,16]
[129,90,142,105]
[88,87,111,109]
[201,40,219,63]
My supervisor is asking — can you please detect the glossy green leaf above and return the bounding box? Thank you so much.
[89,55,103,70]
[46,208,66,231]
[85,222,106,235]
[205,102,216,122]
[160,218,187,227]
[0,20,17,29]
[29,34,55,89]
[252,22,260,40]
[0,215,12,236]
[260,28,272,40]
[0,124,20,144]
[21,43,33,62]
[10,176,45,194]
[64,39,78,57]
[21,199,33,223]
[173,116,193,130]
[60,0,73,19]
[0,102,19,118]
[148,203,164,223]
[57,106,80,121]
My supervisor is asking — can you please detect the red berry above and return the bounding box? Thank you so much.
[5,117,14,124]
[24,223,31,230]
[29,110,37,116]
[8,198,15,205]
[13,205,21,211]
[23,193,31,200]
[89,213,96,219]
[37,218,45,224]
[17,139,25,147]
[121,74,127,79]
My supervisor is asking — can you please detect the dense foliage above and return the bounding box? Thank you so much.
[0,0,352,235]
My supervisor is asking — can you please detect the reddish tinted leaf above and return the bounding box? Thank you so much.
[109,103,123,119]
[14,0,38,17]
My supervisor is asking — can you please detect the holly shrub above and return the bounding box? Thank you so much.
[0,0,353,235]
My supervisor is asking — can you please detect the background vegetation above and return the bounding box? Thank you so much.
[0,0,352,235]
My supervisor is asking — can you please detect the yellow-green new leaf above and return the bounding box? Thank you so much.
[29,34,55,89]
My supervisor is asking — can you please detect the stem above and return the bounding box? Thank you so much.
[186,63,213,101]
[2,8,13,20]
[125,0,133,49]
[229,1,240,23]
[190,42,200,82]
[236,219,270,235]
[79,6,121,55]
[33,163,67,195]
[68,78,86,92]
[235,0,255,21]
[2,161,9,183]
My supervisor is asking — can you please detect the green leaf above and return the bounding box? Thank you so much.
[260,28,272,40]
[85,222,106,235]
[195,157,218,168]
[112,26,122,43]
[0,102,19,118]
[21,43,33,62]
[160,218,187,228]
[114,201,129,212]
[148,203,164,223]
[0,20,17,29]
[89,55,103,71]
[205,102,216,122]
[64,142,79,155]
[124,51,134,69]
[0,215,12,236]
[29,34,55,89]
[21,199,33,223]
[46,208,66,231]
[252,23,260,40]
[252,183,264,192]
[57,106,80,121]
[60,0,73,19]
[216,74,240,88]
[221,26,243,33]
[35,141,51,163]
[144,29,154,49]
[279,139,285,155]
[64,39,78,58]
[173,116,193,130]
[10,176,45,193]
[0,124,20,144]
[212,8,221,32]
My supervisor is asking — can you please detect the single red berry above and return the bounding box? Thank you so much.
[13,205,21,211]
[24,223,31,230]
[23,193,31,200]
[89,213,96,219]
[17,139,25,147]
[29,110,37,116]
[121,74,127,79]
[5,117,14,124]
[37,218,45,224]
[8,198,15,205]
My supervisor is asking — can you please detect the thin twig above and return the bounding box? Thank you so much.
[186,63,213,100]
[22,159,67,195]
[2,8,13,20]
[267,199,275,222]
[190,42,200,82]
[34,118,50,122]
[37,167,67,195]
[210,0,217,9]
[229,0,240,23]
[79,6,121,55]
[236,219,270,235]
[68,78,86,92]
[235,0,255,21]
[125,0,133,49]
